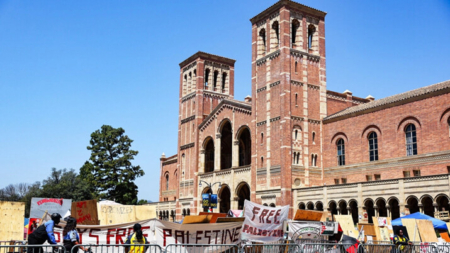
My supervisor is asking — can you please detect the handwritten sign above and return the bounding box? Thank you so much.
[71,200,99,225]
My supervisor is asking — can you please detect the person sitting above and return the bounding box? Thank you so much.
[394,229,413,251]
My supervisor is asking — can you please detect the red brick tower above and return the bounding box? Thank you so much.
[177,52,235,219]
[250,1,327,216]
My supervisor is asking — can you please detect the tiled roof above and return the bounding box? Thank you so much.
[324,80,450,122]
[250,0,326,24]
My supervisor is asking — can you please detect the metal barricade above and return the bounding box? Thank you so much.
[0,244,66,253]
[165,244,239,253]
[300,243,354,253]
[358,244,397,253]
[397,244,438,253]
[363,241,392,245]
[72,244,162,253]
[242,243,299,253]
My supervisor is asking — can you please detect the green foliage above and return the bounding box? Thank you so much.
[80,125,144,204]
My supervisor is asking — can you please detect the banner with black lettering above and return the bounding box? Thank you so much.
[241,200,289,242]
[52,219,242,251]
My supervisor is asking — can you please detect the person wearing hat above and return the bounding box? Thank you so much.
[124,224,149,253]
[27,213,62,253]
[394,229,413,251]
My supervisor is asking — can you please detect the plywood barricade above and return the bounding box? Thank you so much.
[335,215,359,238]
[416,219,437,242]
[71,200,99,225]
[293,210,324,221]
[0,201,25,241]
[358,223,377,242]
[373,217,391,242]
[97,204,156,225]
[199,212,227,223]
[401,219,420,242]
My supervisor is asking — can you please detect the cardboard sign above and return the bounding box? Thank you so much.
[241,200,289,242]
[52,219,242,252]
[30,198,72,218]
[71,200,99,225]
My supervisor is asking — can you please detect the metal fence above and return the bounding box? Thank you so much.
[73,244,162,253]
[0,245,66,253]
[299,243,355,253]
[358,244,397,253]
[165,244,239,253]
[242,243,299,253]
[397,244,438,253]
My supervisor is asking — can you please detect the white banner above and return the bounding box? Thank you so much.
[241,200,289,242]
[30,198,72,219]
[53,219,242,250]
[288,221,338,240]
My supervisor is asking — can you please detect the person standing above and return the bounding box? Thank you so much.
[124,224,149,253]
[62,217,89,253]
[27,213,62,253]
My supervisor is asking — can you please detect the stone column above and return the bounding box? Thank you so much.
[200,150,205,173]
[374,206,379,217]
[232,140,239,168]
[419,204,424,213]
[347,207,352,216]
[387,205,391,218]
[215,134,221,171]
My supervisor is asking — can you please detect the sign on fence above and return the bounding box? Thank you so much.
[241,199,289,242]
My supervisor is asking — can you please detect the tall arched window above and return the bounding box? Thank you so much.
[368,132,378,161]
[291,19,300,47]
[204,69,210,89]
[295,61,298,73]
[405,124,417,156]
[294,130,298,140]
[312,132,316,144]
[337,139,345,166]
[259,29,266,53]
[308,25,315,49]
[165,174,169,190]
[213,71,219,91]
[222,72,227,91]
[271,21,279,49]
[295,93,298,105]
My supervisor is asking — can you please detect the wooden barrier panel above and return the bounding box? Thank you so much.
[0,201,25,241]
[97,204,156,224]
[293,210,324,221]
[182,215,212,224]
[373,217,391,242]
[199,212,227,223]
[71,200,99,225]
[401,219,420,242]
[335,215,359,238]
[416,219,437,242]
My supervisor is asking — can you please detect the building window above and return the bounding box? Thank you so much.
[413,170,421,177]
[261,157,264,166]
[204,69,210,88]
[294,130,298,140]
[295,61,298,73]
[403,171,411,178]
[261,132,264,144]
[295,93,298,106]
[308,25,315,49]
[213,71,219,90]
[374,174,381,181]
[341,178,347,184]
[222,72,227,91]
[334,179,340,185]
[366,175,372,181]
[272,21,279,49]
[312,132,316,144]
[259,29,266,54]
[337,138,345,166]
[311,154,317,167]
[368,132,378,161]
[405,124,417,156]
[165,174,169,190]
[291,19,300,47]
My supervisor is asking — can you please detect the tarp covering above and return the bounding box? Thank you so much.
[391,212,447,230]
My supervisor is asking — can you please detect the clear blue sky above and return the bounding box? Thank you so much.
[1,1,449,202]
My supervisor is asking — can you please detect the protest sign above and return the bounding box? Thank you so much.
[30,198,72,218]
[52,219,242,251]
[71,200,99,225]
[288,221,338,239]
[241,200,289,242]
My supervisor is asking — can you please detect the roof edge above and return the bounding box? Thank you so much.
[199,99,252,129]
[179,51,236,69]
[250,0,326,24]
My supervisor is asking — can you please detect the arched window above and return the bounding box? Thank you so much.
[295,93,298,106]
[204,139,215,172]
[293,152,297,164]
[187,209,190,216]
[291,19,300,47]
[269,203,276,207]
[222,72,227,91]
[261,157,264,166]
[312,132,316,144]
[368,132,378,161]
[294,130,298,140]
[308,25,315,49]
[204,69,210,89]
[295,61,298,73]
[271,21,279,49]
[261,133,264,143]
[311,154,314,166]
[337,139,345,166]
[188,72,192,93]
[296,152,300,164]
[405,124,417,156]
[165,174,169,190]
[213,71,219,91]
[182,209,186,217]
[259,29,266,54]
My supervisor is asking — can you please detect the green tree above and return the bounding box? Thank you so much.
[80,125,144,204]
[40,168,93,201]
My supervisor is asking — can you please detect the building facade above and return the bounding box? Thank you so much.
[150,0,450,223]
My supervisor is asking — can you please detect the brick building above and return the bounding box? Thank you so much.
[150,0,450,223]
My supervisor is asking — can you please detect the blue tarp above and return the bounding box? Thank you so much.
[391,212,447,230]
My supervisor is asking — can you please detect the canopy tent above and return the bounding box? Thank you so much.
[392,212,447,230]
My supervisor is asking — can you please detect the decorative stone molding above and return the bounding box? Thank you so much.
[257,120,267,126]
[270,165,281,174]
[200,149,205,154]
[257,86,267,93]
[290,48,320,62]
[308,119,321,125]
[256,49,280,66]
[257,168,267,175]
[235,166,251,173]
[183,61,197,72]
[181,92,196,102]
[180,142,195,150]
[291,116,305,121]
[199,99,251,131]
[216,134,222,139]
[162,190,176,196]
[291,80,304,86]
[270,116,281,122]
[307,84,320,90]
[269,81,280,88]
[204,61,230,70]
[234,141,239,145]
[261,194,277,199]
[179,180,194,187]
[162,158,177,166]
[269,11,280,20]
[181,115,195,124]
